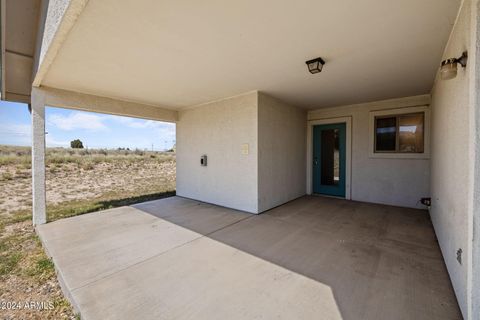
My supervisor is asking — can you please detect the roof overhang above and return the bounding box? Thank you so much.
[5,0,463,110]
[1,0,45,104]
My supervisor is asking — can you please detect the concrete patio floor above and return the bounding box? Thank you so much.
[37,196,461,320]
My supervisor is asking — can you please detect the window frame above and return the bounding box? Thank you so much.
[374,112,425,154]
[368,106,430,159]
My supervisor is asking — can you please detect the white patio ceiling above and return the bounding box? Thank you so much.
[40,0,461,110]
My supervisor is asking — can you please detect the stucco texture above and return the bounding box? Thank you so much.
[429,0,473,317]
[257,93,307,212]
[176,92,306,214]
[39,0,71,66]
[176,92,259,213]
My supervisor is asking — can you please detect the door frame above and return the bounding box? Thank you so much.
[306,116,352,199]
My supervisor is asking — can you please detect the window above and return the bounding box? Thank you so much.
[375,117,396,152]
[374,112,424,153]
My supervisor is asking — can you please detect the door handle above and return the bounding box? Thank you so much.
[313,157,318,166]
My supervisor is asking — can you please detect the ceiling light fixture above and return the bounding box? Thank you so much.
[306,57,325,74]
[440,51,468,80]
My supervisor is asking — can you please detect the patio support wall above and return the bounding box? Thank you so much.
[177,91,306,214]
[257,93,307,212]
[31,90,46,225]
[430,0,479,317]
[176,92,259,213]
[470,0,480,317]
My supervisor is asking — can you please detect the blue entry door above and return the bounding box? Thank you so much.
[313,123,346,197]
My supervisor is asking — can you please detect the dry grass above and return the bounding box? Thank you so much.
[0,145,176,319]
[0,145,175,214]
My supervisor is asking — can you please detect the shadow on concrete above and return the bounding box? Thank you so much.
[133,195,461,320]
[46,191,176,222]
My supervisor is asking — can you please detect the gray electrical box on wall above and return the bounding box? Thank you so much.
[200,155,207,166]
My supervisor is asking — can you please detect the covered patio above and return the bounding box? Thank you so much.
[37,196,460,320]
[3,0,480,318]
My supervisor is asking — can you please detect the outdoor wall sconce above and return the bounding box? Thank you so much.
[440,51,468,80]
[306,57,325,74]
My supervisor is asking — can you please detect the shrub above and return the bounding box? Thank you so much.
[0,172,13,181]
[70,139,84,149]
[79,149,90,156]
[21,162,31,170]
[49,156,66,164]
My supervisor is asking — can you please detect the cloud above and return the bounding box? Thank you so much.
[45,111,175,149]
[147,122,176,142]
[46,135,70,147]
[48,112,108,131]
[0,123,31,136]
[0,123,31,146]
[0,122,70,147]
[108,116,175,139]
[109,116,172,128]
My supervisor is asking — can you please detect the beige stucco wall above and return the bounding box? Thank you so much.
[38,0,71,68]
[429,0,473,317]
[177,91,307,213]
[471,0,480,316]
[176,92,259,213]
[34,0,88,86]
[308,95,431,209]
[257,93,307,212]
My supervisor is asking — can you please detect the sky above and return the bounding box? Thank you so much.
[0,100,176,150]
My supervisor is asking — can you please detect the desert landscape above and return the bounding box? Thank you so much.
[0,145,176,319]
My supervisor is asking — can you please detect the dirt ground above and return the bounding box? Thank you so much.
[0,146,176,216]
[0,145,176,319]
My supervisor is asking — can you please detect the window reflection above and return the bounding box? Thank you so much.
[374,112,424,153]
[399,113,424,153]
